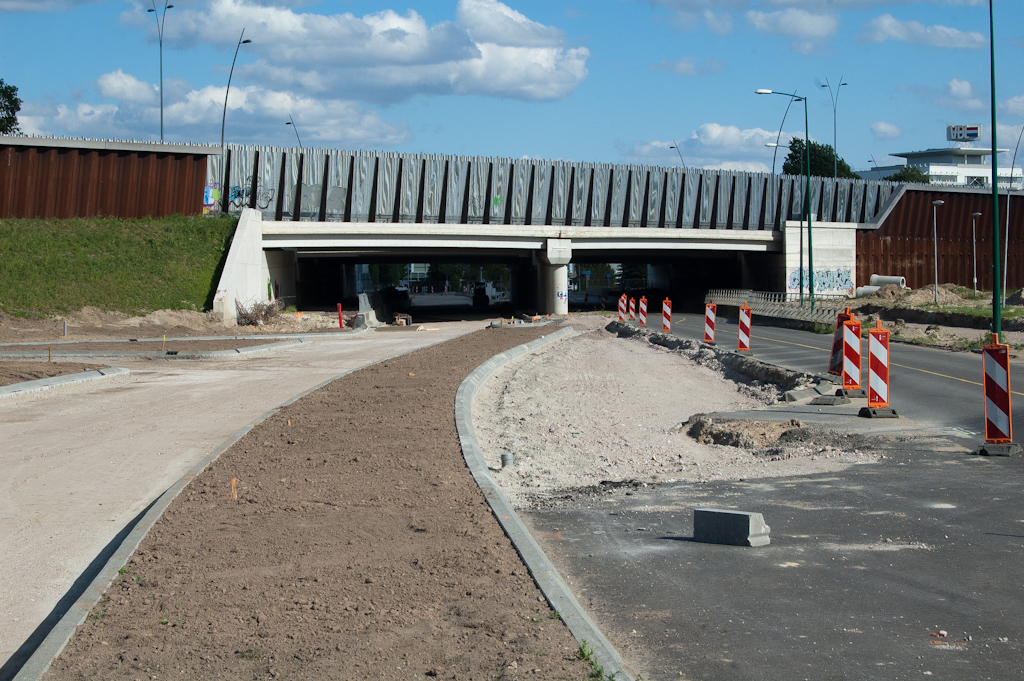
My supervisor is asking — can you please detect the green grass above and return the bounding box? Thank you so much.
[0,214,236,317]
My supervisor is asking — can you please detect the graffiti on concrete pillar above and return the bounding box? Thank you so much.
[788,267,854,296]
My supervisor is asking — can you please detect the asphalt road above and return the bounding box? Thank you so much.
[668,311,1021,439]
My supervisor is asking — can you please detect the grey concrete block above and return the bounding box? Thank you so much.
[859,407,899,419]
[810,394,851,406]
[836,388,867,399]
[693,508,771,547]
[975,442,1022,457]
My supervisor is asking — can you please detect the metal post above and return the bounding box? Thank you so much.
[972,211,982,296]
[286,114,302,148]
[147,2,173,143]
[989,0,1002,337]
[822,77,847,180]
[932,200,944,303]
[803,96,814,309]
[1003,124,1023,305]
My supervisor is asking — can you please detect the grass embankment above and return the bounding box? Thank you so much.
[0,215,236,317]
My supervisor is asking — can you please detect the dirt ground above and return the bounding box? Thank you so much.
[0,307,351,343]
[44,327,591,681]
[0,361,104,388]
[1,339,276,353]
[474,316,880,510]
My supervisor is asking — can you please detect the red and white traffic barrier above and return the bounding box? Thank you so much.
[738,303,752,352]
[662,298,672,332]
[867,320,889,408]
[842,319,862,390]
[618,294,627,322]
[639,296,647,327]
[704,303,716,343]
[983,333,1013,443]
[828,308,854,376]
[629,297,636,321]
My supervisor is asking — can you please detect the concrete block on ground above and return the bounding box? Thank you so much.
[810,394,851,406]
[836,388,867,399]
[859,407,899,419]
[975,442,1022,457]
[693,508,771,547]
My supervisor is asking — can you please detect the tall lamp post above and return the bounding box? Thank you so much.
[767,142,805,305]
[972,211,983,296]
[1001,124,1023,305]
[932,200,944,304]
[757,88,814,308]
[821,76,847,179]
[668,141,687,168]
[988,0,1003,337]
[286,115,302,147]
[221,29,251,149]
[770,94,798,176]
[147,1,174,143]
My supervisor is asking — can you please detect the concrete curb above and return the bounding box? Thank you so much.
[0,367,130,403]
[9,325,482,681]
[455,326,635,681]
[0,339,303,361]
[0,327,368,348]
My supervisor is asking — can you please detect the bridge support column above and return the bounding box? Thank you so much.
[538,239,571,315]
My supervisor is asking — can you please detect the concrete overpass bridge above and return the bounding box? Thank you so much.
[208,145,899,320]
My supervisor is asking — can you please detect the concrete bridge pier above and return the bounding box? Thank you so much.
[538,239,571,315]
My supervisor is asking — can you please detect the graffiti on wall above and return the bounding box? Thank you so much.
[788,268,855,296]
[202,183,222,215]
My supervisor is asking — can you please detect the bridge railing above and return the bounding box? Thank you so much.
[705,289,849,325]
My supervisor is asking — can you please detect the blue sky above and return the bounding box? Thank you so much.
[2,0,1023,173]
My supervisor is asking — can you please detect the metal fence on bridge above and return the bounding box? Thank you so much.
[705,289,847,325]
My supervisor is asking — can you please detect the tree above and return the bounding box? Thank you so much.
[428,263,465,285]
[0,78,22,135]
[782,138,858,179]
[883,166,929,184]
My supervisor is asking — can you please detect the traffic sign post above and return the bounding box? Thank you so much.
[639,296,647,327]
[704,304,716,344]
[859,320,898,418]
[618,294,627,322]
[738,303,752,352]
[629,297,636,321]
[977,333,1021,455]
[839,319,866,398]
[828,307,855,376]
[662,298,672,332]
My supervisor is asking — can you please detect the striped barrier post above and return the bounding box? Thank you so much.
[337,303,344,330]
[737,303,752,352]
[662,298,672,332]
[828,307,855,376]
[859,320,898,418]
[842,319,862,391]
[704,303,716,344]
[618,294,627,322]
[639,296,647,327]
[978,333,1019,455]
[629,297,636,321]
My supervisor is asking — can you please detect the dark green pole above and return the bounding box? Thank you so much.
[990,0,1002,338]
[804,97,814,310]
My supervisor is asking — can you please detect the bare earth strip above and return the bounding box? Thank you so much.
[0,322,486,667]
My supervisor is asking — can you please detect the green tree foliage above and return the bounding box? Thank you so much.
[619,263,648,288]
[0,78,22,135]
[428,263,465,285]
[368,264,408,288]
[883,166,930,183]
[782,138,858,179]
[575,263,616,290]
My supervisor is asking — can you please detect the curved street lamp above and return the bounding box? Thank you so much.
[770,94,798,176]
[757,88,814,308]
[668,141,687,168]
[1002,123,1023,305]
[147,1,174,143]
[221,29,252,149]
[286,115,302,148]
[821,76,848,179]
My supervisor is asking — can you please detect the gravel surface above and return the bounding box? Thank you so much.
[474,315,879,509]
[0,361,104,387]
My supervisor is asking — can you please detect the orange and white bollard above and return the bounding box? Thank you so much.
[662,298,672,332]
[704,303,716,344]
[978,333,1020,455]
[618,294,627,322]
[841,318,863,395]
[859,320,898,418]
[638,296,647,327]
[828,307,854,376]
[629,297,636,321]
[737,303,752,352]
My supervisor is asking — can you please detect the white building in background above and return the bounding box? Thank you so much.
[856,124,1023,190]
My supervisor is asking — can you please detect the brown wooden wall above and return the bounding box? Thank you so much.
[0,144,209,219]
[858,188,1024,291]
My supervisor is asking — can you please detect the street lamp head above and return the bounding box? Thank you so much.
[755,89,773,95]
[933,200,945,206]
[972,211,983,217]
[241,39,252,44]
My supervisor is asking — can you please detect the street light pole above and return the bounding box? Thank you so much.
[932,200,944,304]
[770,94,797,176]
[988,0,1003,337]
[1002,124,1023,305]
[286,115,302,147]
[972,211,983,296]
[758,89,813,308]
[821,77,847,180]
[147,1,174,143]
[767,142,804,305]
[221,29,252,149]
[668,141,686,168]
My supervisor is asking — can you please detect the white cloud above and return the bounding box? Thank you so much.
[617,123,802,169]
[870,121,902,140]
[940,78,984,111]
[702,9,732,35]
[1001,94,1024,118]
[0,0,100,11]
[96,69,157,105]
[457,0,566,47]
[860,14,986,49]
[650,57,725,76]
[702,160,771,172]
[745,9,839,53]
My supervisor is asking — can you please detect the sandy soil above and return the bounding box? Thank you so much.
[44,328,591,681]
[474,316,879,509]
[0,307,352,343]
[0,361,104,388]
[1,339,275,353]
